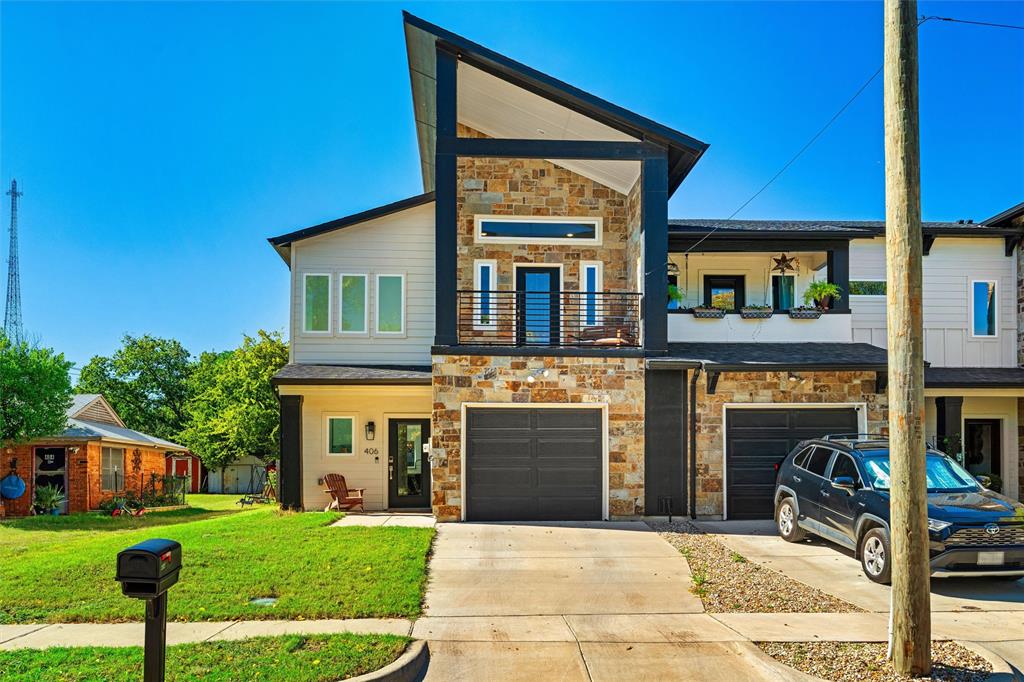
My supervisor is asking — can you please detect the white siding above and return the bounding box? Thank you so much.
[290,202,435,365]
[851,237,1017,367]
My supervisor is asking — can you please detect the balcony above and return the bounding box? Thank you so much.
[668,310,853,343]
[456,290,642,348]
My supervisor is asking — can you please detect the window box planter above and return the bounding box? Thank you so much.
[740,307,773,320]
[691,307,726,319]
[788,307,823,320]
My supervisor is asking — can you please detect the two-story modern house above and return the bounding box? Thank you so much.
[268,12,1024,522]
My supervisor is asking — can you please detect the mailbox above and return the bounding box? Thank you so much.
[115,539,182,598]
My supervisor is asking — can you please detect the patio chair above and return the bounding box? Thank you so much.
[323,474,365,512]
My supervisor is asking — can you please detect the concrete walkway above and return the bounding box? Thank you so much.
[0,618,412,650]
[332,512,436,528]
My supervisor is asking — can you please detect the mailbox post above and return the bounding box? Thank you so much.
[115,539,182,682]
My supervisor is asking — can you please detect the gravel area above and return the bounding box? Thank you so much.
[651,520,863,613]
[757,641,992,682]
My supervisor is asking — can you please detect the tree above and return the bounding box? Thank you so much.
[884,0,931,675]
[179,331,288,471]
[76,335,193,441]
[0,332,74,446]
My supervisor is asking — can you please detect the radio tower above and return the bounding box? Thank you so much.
[4,179,24,344]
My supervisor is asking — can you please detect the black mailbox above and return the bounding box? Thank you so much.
[116,539,182,598]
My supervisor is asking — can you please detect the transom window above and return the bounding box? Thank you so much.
[971,280,997,337]
[326,416,355,456]
[101,447,125,492]
[303,273,331,333]
[474,215,602,244]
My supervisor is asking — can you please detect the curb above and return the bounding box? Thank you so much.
[345,640,429,682]
[956,641,1021,682]
[731,642,821,681]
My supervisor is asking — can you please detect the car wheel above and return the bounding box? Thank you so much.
[776,497,805,542]
[860,528,892,584]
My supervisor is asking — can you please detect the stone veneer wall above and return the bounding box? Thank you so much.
[693,370,888,517]
[456,124,633,295]
[431,354,645,521]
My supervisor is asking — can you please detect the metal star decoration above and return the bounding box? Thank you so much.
[771,253,799,273]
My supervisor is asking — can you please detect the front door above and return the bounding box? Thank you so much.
[388,419,431,509]
[516,267,560,345]
[964,419,1001,485]
[34,447,67,514]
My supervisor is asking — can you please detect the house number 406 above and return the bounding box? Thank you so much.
[363,448,379,456]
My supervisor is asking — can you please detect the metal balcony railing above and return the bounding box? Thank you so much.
[456,290,642,348]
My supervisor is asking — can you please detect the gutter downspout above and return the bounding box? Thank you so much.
[688,363,703,519]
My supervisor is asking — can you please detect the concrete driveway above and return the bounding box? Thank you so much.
[415,521,806,681]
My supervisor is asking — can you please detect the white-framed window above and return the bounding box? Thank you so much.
[849,280,887,297]
[970,280,997,338]
[473,260,497,330]
[474,215,602,245]
[339,274,368,334]
[325,416,356,456]
[375,274,406,335]
[101,447,125,492]
[302,273,332,333]
[580,261,603,327]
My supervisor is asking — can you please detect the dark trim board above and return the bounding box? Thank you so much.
[432,345,645,359]
[278,394,303,511]
[434,42,459,347]
[267,192,435,248]
[440,137,667,160]
[644,369,686,518]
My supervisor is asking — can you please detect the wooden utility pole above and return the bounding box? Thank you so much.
[884,0,931,676]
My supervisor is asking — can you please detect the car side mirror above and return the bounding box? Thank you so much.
[976,475,992,489]
[832,476,857,493]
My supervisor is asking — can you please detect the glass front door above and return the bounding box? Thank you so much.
[515,267,560,345]
[388,419,431,509]
[964,419,1002,491]
[34,447,67,514]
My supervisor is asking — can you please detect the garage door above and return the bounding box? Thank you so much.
[465,407,603,521]
[725,407,859,520]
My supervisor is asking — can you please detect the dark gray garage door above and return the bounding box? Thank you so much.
[725,407,859,520]
[465,407,603,521]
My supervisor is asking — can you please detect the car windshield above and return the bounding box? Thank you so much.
[863,454,980,493]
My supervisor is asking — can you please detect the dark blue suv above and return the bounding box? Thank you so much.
[773,435,1024,584]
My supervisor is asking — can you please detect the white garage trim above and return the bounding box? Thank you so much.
[721,402,868,521]
[459,402,609,521]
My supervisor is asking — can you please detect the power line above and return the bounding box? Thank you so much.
[682,14,1021,255]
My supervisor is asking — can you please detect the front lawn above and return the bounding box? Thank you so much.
[0,633,410,682]
[0,501,433,623]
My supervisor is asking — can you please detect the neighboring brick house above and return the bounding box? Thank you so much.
[267,12,1024,522]
[0,394,186,516]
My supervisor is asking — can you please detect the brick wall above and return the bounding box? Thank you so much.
[693,370,888,517]
[431,354,645,521]
[0,441,166,516]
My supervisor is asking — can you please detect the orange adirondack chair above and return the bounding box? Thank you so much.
[323,474,365,512]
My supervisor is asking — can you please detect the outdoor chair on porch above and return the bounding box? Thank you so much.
[323,474,366,512]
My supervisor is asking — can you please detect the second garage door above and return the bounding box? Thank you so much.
[725,407,859,520]
[465,407,603,521]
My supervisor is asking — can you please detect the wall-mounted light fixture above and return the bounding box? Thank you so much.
[68,447,80,456]
[364,421,376,441]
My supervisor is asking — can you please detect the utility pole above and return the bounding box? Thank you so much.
[4,179,24,344]
[883,0,930,676]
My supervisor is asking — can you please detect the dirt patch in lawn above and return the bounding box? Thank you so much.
[757,641,991,682]
[651,520,863,613]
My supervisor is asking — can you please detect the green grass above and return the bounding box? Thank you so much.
[0,634,410,682]
[0,496,433,624]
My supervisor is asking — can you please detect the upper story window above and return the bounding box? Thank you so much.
[340,274,368,334]
[474,215,602,245]
[580,261,603,326]
[303,273,331,333]
[376,274,406,335]
[473,260,497,329]
[849,280,887,296]
[971,280,997,337]
[771,274,796,311]
[703,275,745,312]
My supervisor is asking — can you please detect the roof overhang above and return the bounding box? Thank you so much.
[271,364,433,386]
[981,201,1024,227]
[403,12,708,198]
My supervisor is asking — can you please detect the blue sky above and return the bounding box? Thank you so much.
[1,1,1022,370]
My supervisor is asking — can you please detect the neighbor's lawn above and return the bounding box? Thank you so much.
[0,500,433,624]
[0,633,410,682]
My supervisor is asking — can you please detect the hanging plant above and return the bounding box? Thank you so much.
[740,305,773,320]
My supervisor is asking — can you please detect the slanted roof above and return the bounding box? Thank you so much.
[925,367,1024,389]
[648,342,889,371]
[271,364,432,386]
[403,12,708,197]
[57,394,186,450]
[982,201,1024,227]
[266,192,434,263]
[68,394,124,427]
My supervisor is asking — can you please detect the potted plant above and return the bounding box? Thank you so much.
[691,304,727,319]
[803,281,842,310]
[788,306,823,320]
[740,304,773,320]
[667,284,684,310]
[33,484,65,516]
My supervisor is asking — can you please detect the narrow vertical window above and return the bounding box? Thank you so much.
[474,260,497,329]
[303,273,331,333]
[971,280,997,337]
[580,261,603,326]
[376,274,405,334]
[340,274,367,333]
[772,275,796,310]
[101,447,125,492]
